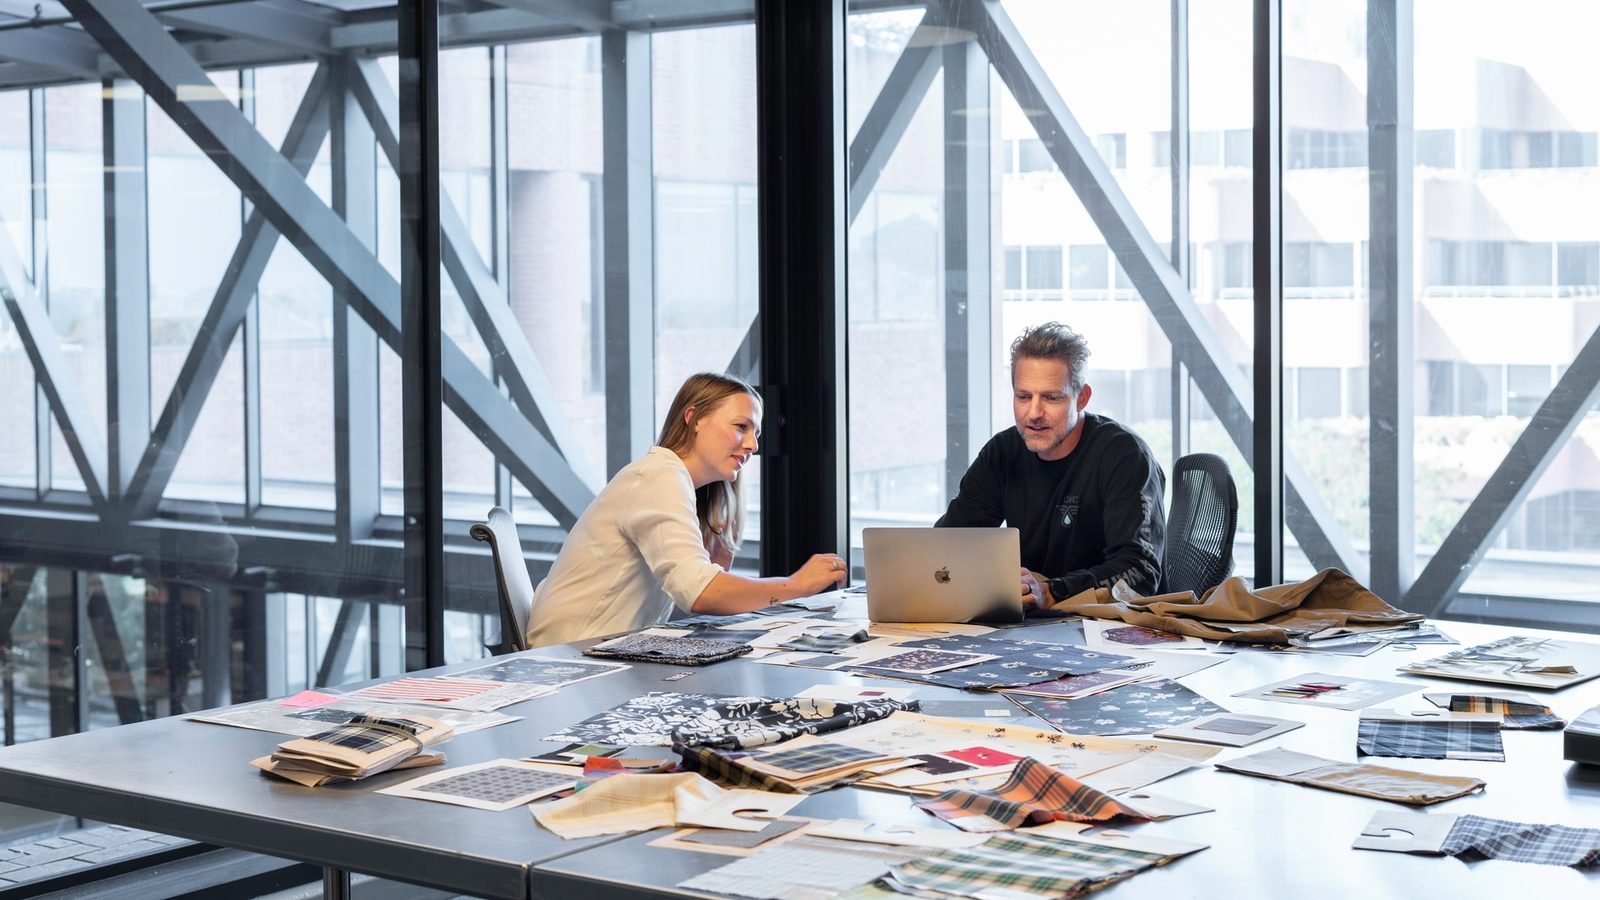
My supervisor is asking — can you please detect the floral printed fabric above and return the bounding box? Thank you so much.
[1010,679,1226,736]
[544,692,919,748]
[581,634,752,666]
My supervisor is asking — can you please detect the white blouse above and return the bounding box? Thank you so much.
[524,446,724,647]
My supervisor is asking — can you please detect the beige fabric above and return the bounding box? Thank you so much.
[1045,567,1422,644]
[532,772,801,839]
[1216,748,1485,806]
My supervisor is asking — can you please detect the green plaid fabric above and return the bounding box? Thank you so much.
[886,832,1169,899]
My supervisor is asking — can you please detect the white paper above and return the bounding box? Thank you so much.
[679,835,926,900]
[188,699,519,736]
[807,818,988,849]
[1353,809,1457,854]
[677,789,805,832]
[1233,672,1419,711]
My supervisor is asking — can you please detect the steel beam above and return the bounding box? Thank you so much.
[121,63,332,519]
[601,27,655,477]
[941,33,990,504]
[848,5,943,223]
[45,567,85,736]
[1252,0,1283,585]
[1368,0,1414,605]
[1407,329,1600,616]
[348,57,601,491]
[158,0,339,54]
[29,89,47,496]
[315,598,365,687]
[0,25,101,80]
[240,68,262,513]
[488,0,612,31]
[103,78,150,500]
[956,0,1361,581]
[0,213,110,507]
[332,59,380,542]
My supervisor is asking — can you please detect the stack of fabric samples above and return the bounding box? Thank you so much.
[250,712,453,787]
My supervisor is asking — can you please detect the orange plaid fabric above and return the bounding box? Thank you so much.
[916,757,1148,831]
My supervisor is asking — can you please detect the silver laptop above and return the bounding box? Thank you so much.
[863,527,1024,624]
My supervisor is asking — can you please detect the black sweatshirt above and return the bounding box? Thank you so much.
[935,414,1167,597]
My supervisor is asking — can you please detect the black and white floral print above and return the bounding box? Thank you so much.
[544,692,918,748]
[1009,679,1226,736]
[856,637,1134,689]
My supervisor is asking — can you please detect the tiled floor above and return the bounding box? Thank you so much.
[0,824,189,889]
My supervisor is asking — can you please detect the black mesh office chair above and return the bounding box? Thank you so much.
[469,507,534,655]
[1157,453,1238,597]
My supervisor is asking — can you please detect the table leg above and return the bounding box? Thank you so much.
[323,867,351,899]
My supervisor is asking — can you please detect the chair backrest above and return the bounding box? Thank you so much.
[469,507,534,654]
[1157,453,1238,597]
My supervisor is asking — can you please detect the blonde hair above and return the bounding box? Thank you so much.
[658,372,761,548]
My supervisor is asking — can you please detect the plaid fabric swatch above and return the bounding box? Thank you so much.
[1448,695,1566,730]
[887,831,1169,899]
[1442,815,1600,867]
[755,742,882,775]
[307,715,428,754]
[915,757,1146,832]
[1357,716,1504,761]
[583,634,752,666]
[674,743,874,794]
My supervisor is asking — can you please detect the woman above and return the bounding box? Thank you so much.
[525,372,847,647]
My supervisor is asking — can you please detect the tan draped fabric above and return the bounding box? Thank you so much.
[1045,567,1423,644]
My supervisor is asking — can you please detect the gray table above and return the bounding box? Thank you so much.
[532,619,1600,900]
[1,615,1598,899]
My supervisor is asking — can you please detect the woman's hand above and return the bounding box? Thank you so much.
[791,553,848,595]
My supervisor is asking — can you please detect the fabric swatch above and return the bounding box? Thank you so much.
[886,831,1170,899]
[915,757,1147,832]
[1445,694,1567,730]
[877,636,1135,689]
[1442,815,1600,867]
[756,742,884,775]
[545,692,916,748]
[1011,679,1227,736]
[1357,714,1505,762]
[531,771,801,839]
[1216,747,1486,806]
[583,634,752,666]
[678,834,926,900]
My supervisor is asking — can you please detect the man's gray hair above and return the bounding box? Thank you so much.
[1010,322,1090,393]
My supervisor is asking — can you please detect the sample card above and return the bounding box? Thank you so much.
[1398,636,1600,690]
[1082,619,1209,651]
[189,698,518,737]
[378,759,579,811]
[1153,712,1304,747]
[647,817,815,857]
[1001,670,1144,700]
[1012,679,1227,736]
[344,677,551,712]
[942,746,1023,767]
[852,649,996,675]
[527,742,626,765]
[452,656,628,689]
[1234,672,1419,710]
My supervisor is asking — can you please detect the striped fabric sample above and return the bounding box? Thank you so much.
[675,743,876,794]
[887,832,1169,899]
[1356,716,1504,762]
[915,757,1146,832]
[1443,815,1600,867]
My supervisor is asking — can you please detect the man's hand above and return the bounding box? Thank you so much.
[1020,567,1045,610]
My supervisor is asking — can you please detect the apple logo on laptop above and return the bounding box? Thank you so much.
[933,567,951,584]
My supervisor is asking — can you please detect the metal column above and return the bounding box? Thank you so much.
[756,0,849,574]
[943,34,991,504]
[1367,0,1414,606]
[1251,0,1284,586]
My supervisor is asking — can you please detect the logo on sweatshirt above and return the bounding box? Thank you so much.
[1058,496,1080,527]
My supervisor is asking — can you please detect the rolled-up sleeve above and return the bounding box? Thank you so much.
[617,464,724,612]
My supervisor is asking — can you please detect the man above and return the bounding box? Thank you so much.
[937,322,1166,609]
